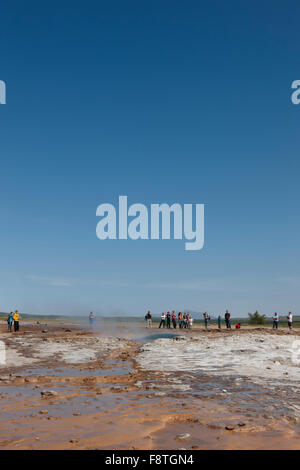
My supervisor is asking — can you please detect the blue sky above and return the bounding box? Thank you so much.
[0,0,299,317]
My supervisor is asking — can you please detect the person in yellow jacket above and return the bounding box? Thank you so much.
[13,310,20,332]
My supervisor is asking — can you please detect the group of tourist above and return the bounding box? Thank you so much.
[157,311,194,329]
[145,310,233,330]
[272,312,293,330]
[4,309,294,333]
[6,311,20,332]
[144,310,294,330]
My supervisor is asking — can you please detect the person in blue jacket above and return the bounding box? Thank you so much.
[7,312,13,332]
[89,311,95,325]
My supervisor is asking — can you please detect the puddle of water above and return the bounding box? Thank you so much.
[137,333,183,342]
[17,364,131,378]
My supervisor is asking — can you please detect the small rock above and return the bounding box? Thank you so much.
[0,376,10,381]
[110,386,122,392]
[73,412,81,416]
[225,425,235,431]
[41,390,58,398]
[42,329,48,333]
[39,409,48,415]
[175,433,191,441]
[238,422,246,427]
[25,377,36,383]
[286,415,297,424]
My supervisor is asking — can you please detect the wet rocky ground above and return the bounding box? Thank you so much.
[0,322,300,449]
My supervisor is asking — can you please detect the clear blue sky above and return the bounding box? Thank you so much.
[0,0,299,317]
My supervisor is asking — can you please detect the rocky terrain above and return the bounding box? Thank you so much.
[0,322,300,449]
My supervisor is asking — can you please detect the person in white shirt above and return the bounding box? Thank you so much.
[159,312,166,329]
[287,312,293,330]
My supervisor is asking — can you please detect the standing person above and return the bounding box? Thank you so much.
[183,312,188,329]
[166,312,171,329]
[273,312,279,329]
[159,312,166,329]
[188,314,193,329]
[224,310,231,329]
[287,312,293,330]
[203,312,210,329]
[89,311,95,325]
[178,312,183,329]
[7,312,13,332]
[145,311,152,328]
[13,310,20,332]
[187,312,191,329]
[171,311,177,329]
[217,315,222,329]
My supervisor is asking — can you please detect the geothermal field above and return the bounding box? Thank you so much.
[0,320,300,450]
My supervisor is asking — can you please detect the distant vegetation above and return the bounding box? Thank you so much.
[248,311,266,325]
